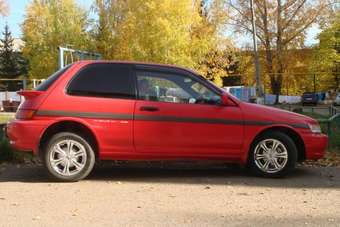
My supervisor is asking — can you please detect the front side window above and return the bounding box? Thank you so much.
[67,63,135,99]
[136,70,221,105]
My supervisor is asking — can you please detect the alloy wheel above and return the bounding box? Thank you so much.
[254,139,289,174]
[49,139,87,176]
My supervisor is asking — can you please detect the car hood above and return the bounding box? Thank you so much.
[240,102,316,125]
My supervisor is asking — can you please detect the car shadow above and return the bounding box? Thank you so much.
[0,162,339,188]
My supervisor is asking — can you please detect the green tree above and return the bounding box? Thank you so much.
[0,25,20,78]
[311,14,340,91]
[0,25,28,91]
[22,0,93,79]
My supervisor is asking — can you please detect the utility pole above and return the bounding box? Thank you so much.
[250,0,263,102]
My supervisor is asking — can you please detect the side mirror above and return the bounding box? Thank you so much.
[221,93,234,106]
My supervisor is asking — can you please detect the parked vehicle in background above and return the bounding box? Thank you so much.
[6,61,328,181]
[302,92,318,106]
[333,93,340,106]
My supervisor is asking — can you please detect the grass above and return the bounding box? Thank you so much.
[0,137,28,164]
[292,108,329,120]
[0,114,25,163]
[301,112,329,121]
[0,114,14,124]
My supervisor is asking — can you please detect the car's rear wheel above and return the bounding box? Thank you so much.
[43,132,95,182]
[248,131,297,177]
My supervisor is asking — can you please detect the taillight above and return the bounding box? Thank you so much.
[16,109,36,120]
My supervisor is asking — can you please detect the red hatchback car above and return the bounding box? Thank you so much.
[6,61,327,181]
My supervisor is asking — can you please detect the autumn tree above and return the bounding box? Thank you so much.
[228,0,332,102]
[115,0,209,67]
[93,0,233,86]
[22,0,92,79]
[195,0,238,86]
[198,46,240,86]
[92,0,127,59]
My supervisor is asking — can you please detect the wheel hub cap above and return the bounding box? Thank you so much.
[254,139,288,174]
[49,139,87,177]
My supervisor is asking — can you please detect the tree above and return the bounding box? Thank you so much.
[113,0,209,68]
[228,0,332,102]
[22,0,93,79]
[0,25,21,78]
[0,25,28,91]
[92,0,127,60]
[310,13,340,91]
[93,0,231,82]
[197,46,240,86]
[194,0,236,86]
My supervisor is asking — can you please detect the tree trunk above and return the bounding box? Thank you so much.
[274,0,284,104]
[260,0,276,102]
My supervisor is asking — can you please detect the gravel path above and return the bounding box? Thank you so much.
[0,164,339,227]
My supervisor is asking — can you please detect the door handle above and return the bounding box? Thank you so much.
[140,106,159,112]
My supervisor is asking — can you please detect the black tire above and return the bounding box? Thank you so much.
[248,131,297,178]
[42,132,96,182]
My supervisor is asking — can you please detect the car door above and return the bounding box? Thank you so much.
[133,66,244,157]
[55,62,136,156]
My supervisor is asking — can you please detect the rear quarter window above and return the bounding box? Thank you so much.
[67,63,135,99]
[35,64,72,91]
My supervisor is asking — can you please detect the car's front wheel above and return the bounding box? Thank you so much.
[43,132,95,182]
[248,131,298,177]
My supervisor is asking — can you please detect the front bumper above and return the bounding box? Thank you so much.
[303,133,328,160]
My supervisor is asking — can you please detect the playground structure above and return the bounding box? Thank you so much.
[58,46,101,69]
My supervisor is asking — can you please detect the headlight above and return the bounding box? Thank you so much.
[308,123,321,133]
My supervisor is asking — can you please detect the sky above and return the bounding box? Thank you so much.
[0,0,321,47]
[0,0,94,38]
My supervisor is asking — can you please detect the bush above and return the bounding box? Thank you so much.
[0,138,16,162]
[0,138,35,163]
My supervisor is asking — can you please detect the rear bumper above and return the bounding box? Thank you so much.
[6,120,46,154]
[303,133,328,160]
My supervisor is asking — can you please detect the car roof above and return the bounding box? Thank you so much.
[72,60,224,96]
[77,60,199,75]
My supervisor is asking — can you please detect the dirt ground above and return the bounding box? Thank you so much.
[0,163,339,227]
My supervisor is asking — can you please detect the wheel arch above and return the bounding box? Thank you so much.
[38,120,99,159]
[246,126,306,164]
